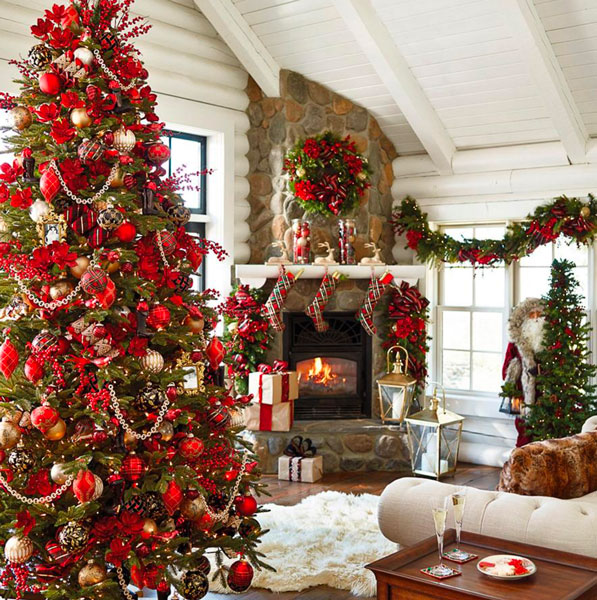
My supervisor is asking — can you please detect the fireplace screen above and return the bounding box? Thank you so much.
[296,357,357,397]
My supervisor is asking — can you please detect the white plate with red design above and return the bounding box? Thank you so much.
[477,555,537,580]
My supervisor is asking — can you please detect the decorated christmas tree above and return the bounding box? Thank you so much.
[0,1,265,599]
[526,259,597,441]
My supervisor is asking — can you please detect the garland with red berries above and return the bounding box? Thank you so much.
[284,131,371,217]
[392,195,596,266]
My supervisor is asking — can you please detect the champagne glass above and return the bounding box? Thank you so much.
[429,497,452,577]
[449,487,474,562]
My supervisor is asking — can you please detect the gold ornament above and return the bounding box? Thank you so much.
[10,106,32,131]
[44,418,66,441]
[141,349,164,374]
[113,126,136,153]
[110,168,124,188]
[123,429,138,450]
[90,474,104,501]
[50,279,74,300]
[78,560,107,587]
[180,496,206,521]
[4,535,33,564]
[0,421,21,449]
[357,171,368,181]
[157,420,174,442]
[143,518,158,536]
[70,256,90,279]
[581,206,591,219]
[70,107,93,129]
[184,314,205,334]
[51,462,69,484]
[106,261,120,274]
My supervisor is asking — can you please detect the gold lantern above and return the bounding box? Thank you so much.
[405,384,464,479]
[376,345,417,424]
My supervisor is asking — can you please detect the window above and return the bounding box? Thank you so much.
[437,224,592,397]
[163,131,208,291]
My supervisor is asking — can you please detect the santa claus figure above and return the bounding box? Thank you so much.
[501,297,546,446]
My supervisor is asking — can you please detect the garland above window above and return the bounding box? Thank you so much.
[392,195,597,266]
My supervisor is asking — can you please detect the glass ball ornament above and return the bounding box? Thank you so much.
[147,142,171,165]
[44,418,67,441]
[140,349,164,374]
[58,521,90,553]
[31,405,60,432]
[178,436,205,461]
[155,230,177,256]
[97,206,124,231]
[10,106,32,131]
[157,420,174,442]
[70,107,92,129]
[180,496,206,521]
[51,462,70,484]
[0,421,21,449]
[113,126,136,153]
[4,535,34,564]
[135,383,166,412]
[78,560,107,587]
[73,47,94,66]
[29,198,51,223]
[70,256,90,279]
[78,137,104,162]
[179,570,209,600]
[121,452,147,482]
[227,559,254,593]
[50,279,74,300]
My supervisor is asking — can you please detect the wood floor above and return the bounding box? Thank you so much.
[206,464,500,600]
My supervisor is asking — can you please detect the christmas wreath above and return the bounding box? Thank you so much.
[393,195,597,266]
[284,131,371,217]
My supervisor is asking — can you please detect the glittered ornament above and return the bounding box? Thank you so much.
[234,494,257,517]
[121,452,146,481]
[10,106,32,131]
[31,405,60,432]
[70,256,90,279]
[58,522,90,553]
[162,480,183,514]
[0,421,21,449]
[147,142,171,165]
[140,349,164,374]
[179,570,209,600]
[44,418,66,441]
[73,470,97,503]
[32,330,58,353]
[39,72,61,95]
[205,337,225,370]
[135,383,166,412]
[0,338,19,379]
[167,204,191,226]
[180,496,206,521]
[4,535,34,564]
[70,107,92,129]
[81,267,108,294]
[97,206,124,231]
[178,436,204,461]
[28,44,53,69]
[227,559,254,593]
[40,168,60,203]
[113,126,136,153]
[7,447,34,474]
[147,305,170,330]
[156,230,177,256]
[78,560,107,587]
[73,47,94,66]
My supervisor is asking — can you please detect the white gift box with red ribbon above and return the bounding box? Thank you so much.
[248,362,299,406]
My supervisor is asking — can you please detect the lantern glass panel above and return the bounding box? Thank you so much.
[440,423,462,473]
[379,382,415,422]
[408,423,437,475]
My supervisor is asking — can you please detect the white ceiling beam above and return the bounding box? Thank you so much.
[334,0,455,175]
[502,0,588,164]
[193,0,280,97]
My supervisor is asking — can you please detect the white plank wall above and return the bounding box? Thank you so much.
[0,0,252,263]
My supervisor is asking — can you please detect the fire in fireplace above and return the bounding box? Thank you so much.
[283,312,371,419]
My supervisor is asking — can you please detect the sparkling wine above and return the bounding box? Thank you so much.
[452,493,466,524]
[432,507,448,536]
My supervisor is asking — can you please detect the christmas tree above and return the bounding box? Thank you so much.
[0,1,266,599]
[526,259,597,441]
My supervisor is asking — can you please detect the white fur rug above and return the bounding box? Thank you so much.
[210,490,398,597]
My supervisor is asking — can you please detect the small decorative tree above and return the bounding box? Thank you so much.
[526,259,597,440]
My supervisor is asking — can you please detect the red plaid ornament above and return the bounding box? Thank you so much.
[147,305,170,330]
[156,231,177,256]
[81,267,108,294]
[121,453,146,481]
[162,480,183,514]
[178,436,204,461]
[73,470,96,503]
[205,337,225,370]
[227,560,254,593]
[40,168,60,203]
[0,338,18,379]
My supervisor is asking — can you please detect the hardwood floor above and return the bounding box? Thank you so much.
[206,464,500,600]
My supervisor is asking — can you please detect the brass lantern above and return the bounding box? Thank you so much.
[405,384,464,479]
[377,346,417,424]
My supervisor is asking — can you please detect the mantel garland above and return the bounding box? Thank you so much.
[392,195,597,266]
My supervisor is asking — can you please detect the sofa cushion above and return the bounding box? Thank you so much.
[498,431,597,499]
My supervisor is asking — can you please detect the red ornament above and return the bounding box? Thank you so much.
[32,331,58,353]
[61,5,79,28]
[178,436,204,461]
[39,72,61,95]
[55,337,70,355]
[143,564,161,589]
[162,480,183,514]
[40,168,60,203]
[205,337,225,370]
[0,339,18,379]
[234,495,257,517]
[115,221,136,242]
[121,453,146,481]
[96,278,117,309]
[227,560,254,593]
[147,305,170,330]
[156,231,177,256]
[147,143,171,165]
[165,386,178,402]
[24,355,43,383]
[73,470,96,503]
[31,405,59,432]
[81,267,108,294]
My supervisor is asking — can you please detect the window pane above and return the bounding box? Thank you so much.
[170,137,202,211]
[475,225,505,240]
[474,267,505,307]
[518,267,550,301]
[520,242,551,266]
[443,351,470,390]
[443,227,473,241]
[555,239,588,266]
[443,267,473,306]
[472,312,502,352]
[472,353,502,392]
[442,311,470,350]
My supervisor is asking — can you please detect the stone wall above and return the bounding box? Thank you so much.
[246,70,398,264]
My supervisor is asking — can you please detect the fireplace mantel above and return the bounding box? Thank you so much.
[234,264,426,288]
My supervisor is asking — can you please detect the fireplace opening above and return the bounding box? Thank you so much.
[283,312,371,419]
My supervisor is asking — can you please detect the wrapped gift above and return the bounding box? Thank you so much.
[277,436,323,482]
[244,400,293,432]
[248,361,298,406]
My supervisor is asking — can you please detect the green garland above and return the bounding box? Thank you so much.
[392,195,597,266]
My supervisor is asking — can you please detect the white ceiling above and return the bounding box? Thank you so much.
[194,0,597,174]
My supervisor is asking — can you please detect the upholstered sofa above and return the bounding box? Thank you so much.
[378,417,597,557]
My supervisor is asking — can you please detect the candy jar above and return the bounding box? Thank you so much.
[292,219,311,264]
[338,219,356,265]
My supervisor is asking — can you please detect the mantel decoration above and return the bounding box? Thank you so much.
[393,195,597,266]
[283,131,371,217]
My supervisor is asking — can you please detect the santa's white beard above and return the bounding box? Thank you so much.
[521,316,546,354]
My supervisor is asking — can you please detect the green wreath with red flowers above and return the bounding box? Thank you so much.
[284,131,371,217]
[392,195,597,266]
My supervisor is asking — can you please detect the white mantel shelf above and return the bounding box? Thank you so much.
[234,264,426,288]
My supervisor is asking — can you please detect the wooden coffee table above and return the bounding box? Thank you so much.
[367,529,597,599]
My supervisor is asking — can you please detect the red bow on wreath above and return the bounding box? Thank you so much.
[65,204,109,249]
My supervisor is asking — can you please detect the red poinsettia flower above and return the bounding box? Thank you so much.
[15,510,35,536]
[49,27,73,49]
[10,187,34,209]
[87,160,112,179]
[406,229,423,250]
[128,336,148,357]
[34,102,60,122]
[59,158,86,191]
[31,18,53,39]
[24,470,55,496]
[31,245,52,270]
[60,91,84,109]
[93,516,119,539]
[303,138,320,159]
[119,511,145,536]
[49,241,77,268]
[0,160,24,183]
[106,538,131,567]
[0,184,9,204]
[294,179,316,202]
[50,118,76,144]
[45,4,67,22]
